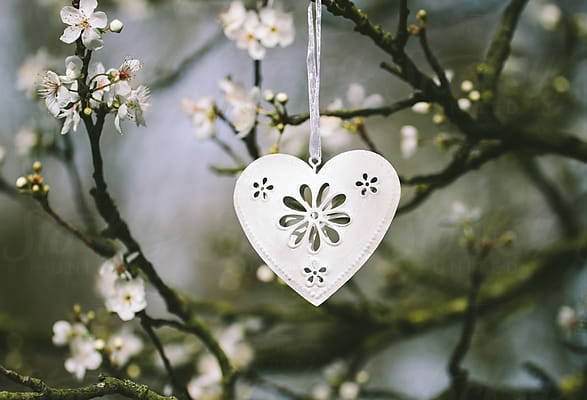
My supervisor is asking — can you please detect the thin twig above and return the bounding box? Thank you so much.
[38,198,116,258]
[139,313,191,400]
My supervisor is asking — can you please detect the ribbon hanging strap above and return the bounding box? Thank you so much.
[307,0,322,168]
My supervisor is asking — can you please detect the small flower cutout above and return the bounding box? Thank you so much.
[252,177,274,200]
[355,173,379,197]
[303,260,327,287]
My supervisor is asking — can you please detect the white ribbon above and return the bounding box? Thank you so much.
[307,0,322,168]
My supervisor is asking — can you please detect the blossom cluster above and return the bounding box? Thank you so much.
[182,78,259,140]
[51,307,144,380]
[97,254,147,321]
[33,0,150,135]
[219,1,295,60]
[310,359,371,400]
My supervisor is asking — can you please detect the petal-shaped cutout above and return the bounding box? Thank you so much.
[361,188,367,196]
[253,182,259,188]
[309,223,321,252]
[89,11,108,29]
[303,267,311,273]
[317,276,324,283]
[318,267,327,273]
[308,276,314,283]
[355,181,363,187]
[299,184,312,207]
[322,193,346,211]
[288,221,308,248]
[262,177,267,185]
[279,214,304,227]
[253,191,260,198]
[326,212,351,226]
[370,177,378,183]
[320,223,340,245]
[370,187,377,193]
[316,183,330,206]
[283,196,306,212]
[266,185,274,191]
[363,173,368,180]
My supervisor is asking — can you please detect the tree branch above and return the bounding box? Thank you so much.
[0,365,172,400]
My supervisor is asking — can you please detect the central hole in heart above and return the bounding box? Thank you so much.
[310,212,319,219]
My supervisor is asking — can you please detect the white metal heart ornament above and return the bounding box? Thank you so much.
[233,150,401,306]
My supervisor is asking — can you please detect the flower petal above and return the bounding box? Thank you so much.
[80,0,98,15]
[320,223,340,245]
[89,11,108,29]
[60,25,82,44]
[299,184,312,207]
[60,6,83,25]
[82,28,104,51]
[308,224,321,252]
[316,183,330,206]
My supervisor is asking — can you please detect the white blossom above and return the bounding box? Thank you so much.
[220,80,258,137]
[104,276,147,321]
[469,90,480,101]
[119,58,142,80]
[235,12,266,60]
[14,123,39,155]
[64,336,102,380]
[256,264,275,282]
[52,320,88,346]
[97,253,125,298]
[39,71,71,117]
[187,354,223,400]
[441,201,481,226]
[16,48,51,97]
[346,83,383,109]
[321,98,350,150]
[557,305,579,332]
[256,7,295,48]
[153,343,199,371]
[219,323,254,369]
[339,382,360,400]
[220,1,247,39]
[181,97,217,141]
[460,80,474,92]
[312,383,332,400]
[58,82,81,135]
[60,56,83,84]
[400,125,418,159]
[458,98,472,111]
[412,102,431,114]
[60,0,108,51]
[538,3,561,31]
[106,328,144,367]
[114,85,151,133]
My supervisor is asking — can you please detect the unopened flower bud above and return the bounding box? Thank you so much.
[33,161,42,172]
[276,92,288,104]
[43,185,50,193]
[263,90,275,102]
[84,107,92,116]
[417,9,427,25]
[276,123,285,131]
[86,311,95,320]
[469,90,481,101]
[460,80,474,92]
[109,19,124,33]
[94,339,105,350]
[73,304,81,314]
[32,184,40,192]
[16,177,27,188]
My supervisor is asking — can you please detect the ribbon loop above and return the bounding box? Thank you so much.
[307,0,322,168]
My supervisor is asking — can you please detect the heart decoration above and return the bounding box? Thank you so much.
[234,150,401,306]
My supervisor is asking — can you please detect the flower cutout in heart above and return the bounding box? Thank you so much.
[279,183,351,253]
[303,260,327,287]
[252,177,274,200]
[355,173,379,197]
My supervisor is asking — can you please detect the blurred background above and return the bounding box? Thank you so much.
[0,0,586,399]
